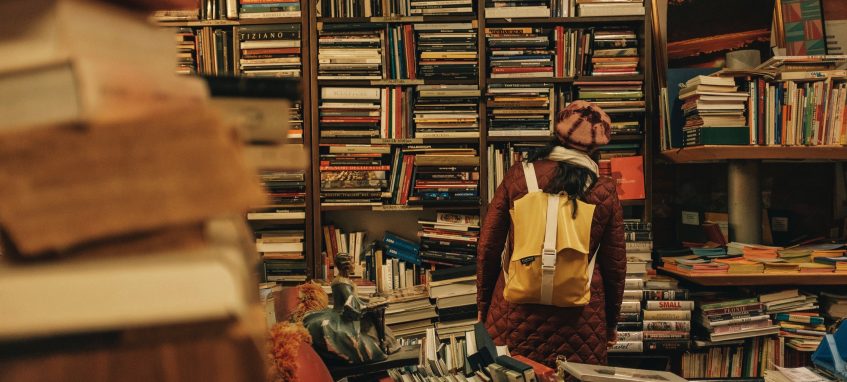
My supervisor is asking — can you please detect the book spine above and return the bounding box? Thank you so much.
[700,298,759,311]
[616,331,644,341]
[642,310,691,320]
[706,314,770,327]
[643,289,690,300]
[774,313,824,325]
[643,331,690,340]
[644,340,690,352]
[608,341,643,353]
[624,278,644,289]
[700,303,763,316]
[618,312,642,322]
[620,301,641,313]
[646,300,694,310]
[643,320,691,332]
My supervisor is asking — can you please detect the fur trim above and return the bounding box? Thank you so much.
[291,282,328,322]
[267,323,312,382]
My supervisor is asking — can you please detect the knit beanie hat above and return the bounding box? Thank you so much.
[554,100,612,152]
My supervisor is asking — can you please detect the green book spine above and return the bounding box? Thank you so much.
[683,127,748,146]
[700,297,760,311]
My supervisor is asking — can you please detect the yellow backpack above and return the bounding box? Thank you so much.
[501,162,598,307]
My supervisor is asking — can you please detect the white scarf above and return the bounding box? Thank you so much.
[546,146,599,177]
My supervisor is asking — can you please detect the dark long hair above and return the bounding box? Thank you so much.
[526,140,598,218]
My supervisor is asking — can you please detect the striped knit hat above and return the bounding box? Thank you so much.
[554,100,612,153]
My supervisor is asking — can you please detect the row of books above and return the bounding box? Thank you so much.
[663,243,847,274]
[316,0,643,17]
[418,213,480,267]
[682,337,785,379]
[152,0,301,21]
[256,229,307,283]
[168,24,302,78]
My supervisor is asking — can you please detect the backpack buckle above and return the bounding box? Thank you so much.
[541,249,556,269]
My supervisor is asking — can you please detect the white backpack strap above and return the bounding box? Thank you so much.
[539,194,559,305]
[586,244,599,284]
[522,162,539,192]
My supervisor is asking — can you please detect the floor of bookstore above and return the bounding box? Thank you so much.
[2,0,847,381]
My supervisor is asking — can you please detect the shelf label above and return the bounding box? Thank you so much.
[370,79,424,85]
[371,16,423,22]
[371,138,423,144]
[681,211,700,226]
[372,205,423,211]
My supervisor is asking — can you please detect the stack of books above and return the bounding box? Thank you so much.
[486,83,555,136]
[764,366,834,382]
[317,26,383,80]
[577,0,645,16]
[288,102,304,138]
[418,213,480,267]
[642,279,693,351]
[485,0,550,18]
[678,75,750,146]
[319,87,382,138]
[321,226,370,277]
[760,289,824,351]
[176,28,197,75]
[255,171,306,211]
[682,337,786,379]
[611,275,644,353]
[238,0,301,18]
[586,29,640,77]
[575,81,645,114]
[414,23,479,81]
[387,25,416,80]
[319,144,391,206]
[384,286,438,339]
[431,265,479,332]
[320,0,383,17]
[195,27,236,75]
[152,8,201,21]
[257,230,307,283]
[238,24,301,78]
[409,148,481,206]
[411,0,474,15]
[486,143,546,200]
[696,296,779,342]
[486,27,555,79]
[413,85,481,139]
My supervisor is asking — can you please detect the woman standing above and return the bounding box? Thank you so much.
[476,100,627,370]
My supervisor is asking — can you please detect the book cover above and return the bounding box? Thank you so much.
[610,155,645,200]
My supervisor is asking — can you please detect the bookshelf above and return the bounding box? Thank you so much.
[155,0,656,280]
[658,267,847,286]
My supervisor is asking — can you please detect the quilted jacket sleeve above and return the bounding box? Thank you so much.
[476,164,517,318]
[597,180,626,337]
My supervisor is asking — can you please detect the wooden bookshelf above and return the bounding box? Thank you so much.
[662,145,847,163]
[658,266,847,286]
[156,0,656,279]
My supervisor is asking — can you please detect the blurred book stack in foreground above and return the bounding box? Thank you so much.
[0,1,274,379]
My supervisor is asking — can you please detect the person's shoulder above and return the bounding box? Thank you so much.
[587,176,618,202]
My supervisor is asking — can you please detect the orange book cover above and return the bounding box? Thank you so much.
[610,155,645,200]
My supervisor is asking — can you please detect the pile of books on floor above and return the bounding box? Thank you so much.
[431,265,479,336]
[238,0,301,18]
[413,85,481,138]
[319,0,382,17]
[387,25,416,80]
[238,24,301,78]
[317,26,383,80]
[678,75,750,146]
[610,219,652,353]
[681,337,786,379]
[410,0,475,15]
[575,81,646,114]
[414,23,478,81]
[485,0,550,18]
[584,29,639,77]
[696,296,779,343]
[408,147,480,206]
[486,27,555,79]
[642,277,693,351]
[418,213,479,267]
[486,143,546,199]
[760,289,825,352]
[577,0,645,16]
[257,230,306,284]
[385,286,438,339]
[319,144,390,206]
[176,28,197,75]
[487,83,555,137]
[319,87,382,138]
[387,325,555,382]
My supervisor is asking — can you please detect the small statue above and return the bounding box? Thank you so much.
[303,253,393,365]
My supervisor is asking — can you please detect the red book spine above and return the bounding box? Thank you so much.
[319,165,390,171]
[557,26,565,77]
[405,25,416,80]
[492,67,554,73]
[399,154,415,205]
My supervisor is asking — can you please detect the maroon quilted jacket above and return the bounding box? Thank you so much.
[477,159,626,370]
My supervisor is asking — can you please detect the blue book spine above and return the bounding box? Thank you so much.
[385,246,421,266]
[384,232,420,254]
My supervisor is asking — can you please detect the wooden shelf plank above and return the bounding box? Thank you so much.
[484,16,644,25]
[658,266,847,286]
[487,135,553,142]
[155,17,302,27]
[321,204,481,211]
[661,145,847,163]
